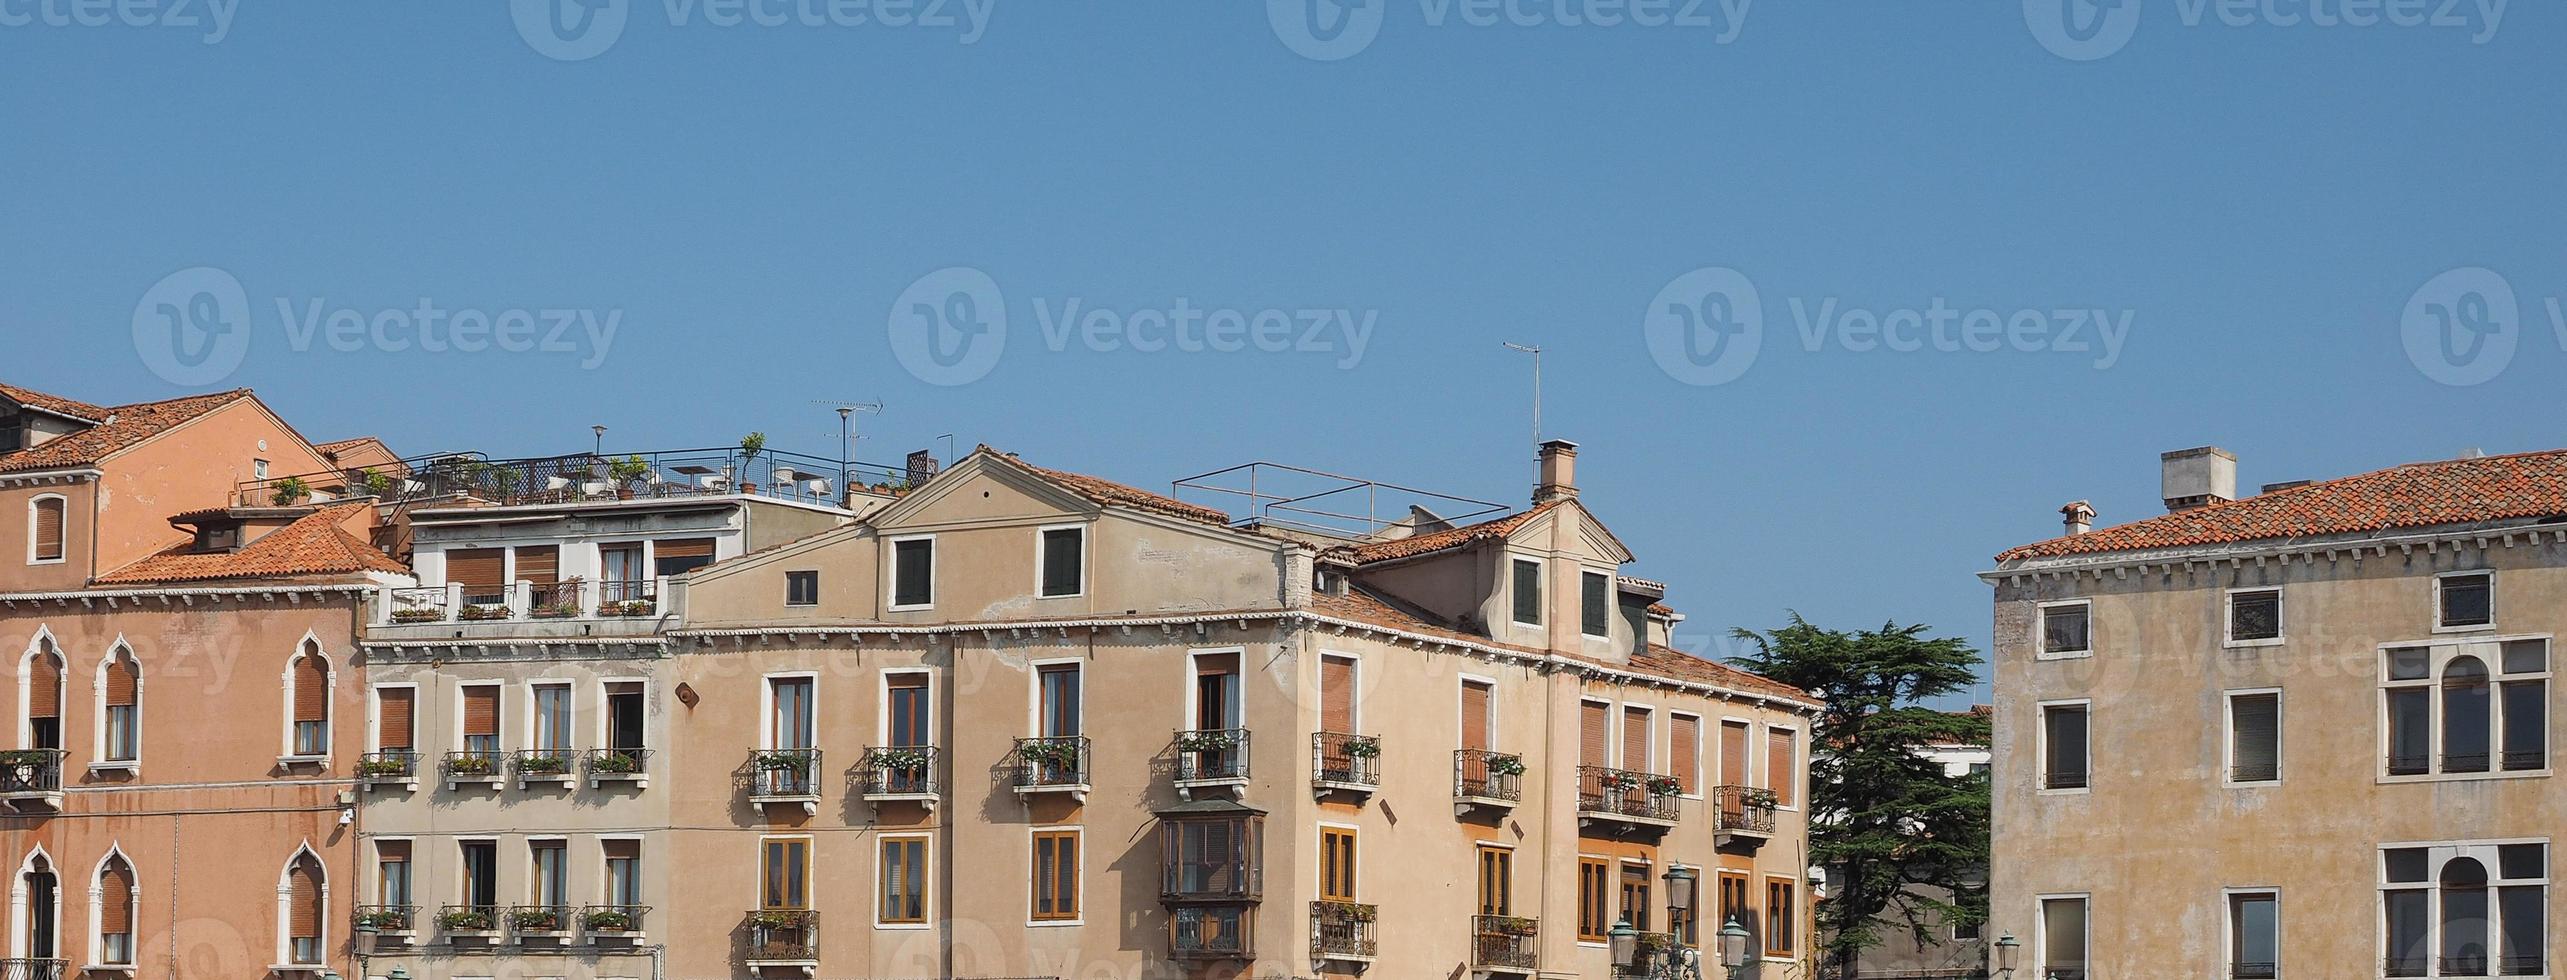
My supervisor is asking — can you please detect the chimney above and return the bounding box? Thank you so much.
[1534,440,1579,504]
[905,450,941,487]
[2061,500,2096,536]
[2161,447,2238,513]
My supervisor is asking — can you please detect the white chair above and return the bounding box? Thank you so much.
[807,479,833,500]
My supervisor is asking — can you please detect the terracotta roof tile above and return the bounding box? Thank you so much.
[1999,448,2567,561]
[1630,645,1816,702]
[95,503,407,585]
[0,382,110,422]
[981,448,1234,527]
[1346,502,1559,564]
[1308,587,1812,703]
[315,437,379,455]
[0,387,254,474]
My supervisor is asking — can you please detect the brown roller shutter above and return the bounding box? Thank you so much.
[1320,657,1355,734]
[99,860,133,933]
[1460,681,1492,751]
[105,655,138,707]
[31,499,64,561]
[1721,721,1750,787]
[447,549,504,593]
[29,653,60,718]
[1767,729,1796,806]
[294,650,329,723]
[1671,715,1700,794]
[463,686,499,737]
[378,689,414,750]
[1580,701,1608,768]
[1196,652,1238,677]
[602,838,639,861]
[287,856,322,937]
[654,538,714,560]
[514,545,559,585]
[1623,706,1650,772]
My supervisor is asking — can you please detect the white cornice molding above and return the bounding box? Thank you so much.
[0,584,370,605]
[1981,524,2567,587]
[0,468,103,488]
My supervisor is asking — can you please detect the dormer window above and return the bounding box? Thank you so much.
[0,404,22,452]
[197,525,241,553]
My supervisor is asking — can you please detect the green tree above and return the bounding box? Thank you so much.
[1729,614,1991,980]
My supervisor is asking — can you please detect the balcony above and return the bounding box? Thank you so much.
[1174,728,1251,800]
[352,905,417,943]
[356,750,419,792]
[856,745,940,811]
[437,905,501,943]
[443,749,505,790]
[1312,732,1379,801]
[508,905,572,943]
[1711,785,1778,847]
[1454,749,1524,815]
[582,904,649,943]
[1576,766,1681,834]
[1309,900,1378,965]
[585,747,651,789]
[0,960,66,980]
[1011,736,1091,802]
[741,910,819,970]
[1471,915,1540,974]
[1170,905,1255,961]
[513,748,577,788]
[379,578,677,630]
[748,748,822,813]
[0,750,64,812]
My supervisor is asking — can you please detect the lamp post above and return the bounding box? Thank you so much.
[1994,933,2020,979]
[1718,916,1751,979]
[1611,910,1709,980]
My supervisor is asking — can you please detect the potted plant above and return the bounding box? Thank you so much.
[458,604,509,622]
[355,907,412,931]
[591,750,644,774]
[270,476,311,506]
[610,455,652,499]
[737,432,768,492]
[1646,776,1687,797]
[1018,739,1082,778]
[510,907,564,931]
[357,756,412,778]
[438,907,496,931]
[753,750,811,771]
[744,909,807,930]
[584,907,635,932]
[866,747,932,774]
[390,608,442,624]
[357,468,397,498]
[1341,736,1382,759]
[517,752,572,776]
[603,599,655,617]
[445,754,496,776]
[1484,915,1539,937]
[1177,730,1241,754]
[1485,754,1528,778]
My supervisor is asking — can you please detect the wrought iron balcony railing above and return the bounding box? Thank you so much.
[437,904,500,934]
[742,909,819,962]
[1175,728,1251,782]
[749,748,822,798]
[0,750,65,795]
[1310,901,1378,961]
[0,959,66,980]
[442,749,505,780]
[513,748,577,780]
[508,905,572,935]
[1577,765,1681,822]
[1170,905,1254,960]
[1455,749,1524,802]
[1472,915,1539,970]
[1312,732,1379,788]
[1712,785,1778,835]
[352,904,417,934]
[585,747,650,779]
[1013,736,1090,788]
[581,904,649,937]
[857,745,940,796]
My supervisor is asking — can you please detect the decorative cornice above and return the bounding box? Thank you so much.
[0,468,102,488]
[0,584,369,607]
[1980,524,2567,588]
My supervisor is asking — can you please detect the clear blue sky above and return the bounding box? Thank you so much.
[6,2,2560,705]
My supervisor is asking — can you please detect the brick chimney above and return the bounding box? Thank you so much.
[2162,447,2238,513]
[1534,440,1579,504]
[2062,500,2096,536]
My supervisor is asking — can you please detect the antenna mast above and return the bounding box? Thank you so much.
[1502,342,1543,443]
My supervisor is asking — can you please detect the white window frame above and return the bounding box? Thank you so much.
[2223,587,2286,648]
[1182,647,1248,732]
[10,846,60,961]
[278,634,333,763]
[2034,893,2091,979]
[524,679,576,753]
[90,638,140,773]
[454,681,506,753]
[1317,820,1363,902]
[1028,658,1083,738]
[1027,825,1084,927]
[1618,701,1657,774]
[2222,886,2280,980]
[25,494,67,566]
[885,534,937,612]
[367,682,420,754]
[1764,722,1801,811]
[874,832,933,930]
[2378,635,2553,783]
[526,837,572,908]
[2376,837,2551,979]
[2036,599,2093,661]
[1508,556,1544,628]
[594,677,653,753]
[2223,688,2284,788]
[1579,568,1613,639]
[760,671,821,751]
[1035,523,1088,600]
[1319,652,1363,735]
[1459,674,1499,752]
[878,668,935,747]
[371,836,414,908]
[17,627,62,751]
[1669,710,1704,799]
[2436,570,2498,633]
[86,844,136,970]
[2036,698,2093,796]
[598,834,644,907]
[275,842,329,968]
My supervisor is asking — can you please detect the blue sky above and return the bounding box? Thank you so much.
[4,1,2560,705]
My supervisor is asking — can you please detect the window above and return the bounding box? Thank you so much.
[885,673,929,747]
[25,636,63,751]
[784,570,819,606]
[1320,655,1358,737]
[289,643,329,757]
[1764,878,1796,956]
[1160,813,1263,900]
[460,685,501,756]
[28,496,65,564]
[1621,863,1653,933]
[96,852,134,965]
[1032,830,1080,922]
[99,646,139,764]
[283,851,324,964]
[1037,664,1080,738]
[375,686,415,756]
[2228,691,2281,784]
[1720,719,1751,787]
[878,836,927,925]
[2040,601,2091,658]
[2040,896,2089,980]
[1321,827,1358,902]
[1669,714,1701,795]
[253,459,269,480]
[1580,570,1611,637]
[1510,558,1542,626]
[2383,842,2546,978]
[1719,873,1758,956]
[762,838,810,911]
[2440,572,2495,630]
[769,677,814,750]
[1039,526,1084,598]
[599,543,646,599]
[605,681,645,752]
[1621,705,1651,773]
[890,537,934,609]
[602,839,641,907]
[459,840,497,908]
[529,840,567,909]
[531,683,572,751]
[2384,640,2548,777]
[2042,703,2089,790]
[650,538,715,578]
[376,840,411,907]
[447,548,506,606]
[1766,727,1797,806]
[1955,918,1983,942]
[1576,857,1611,942]
[2228,589,2283,644]
[1476,846,1513,917]
[2229,891,2278,979]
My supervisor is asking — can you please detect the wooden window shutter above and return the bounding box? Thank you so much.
[463,686,499,737]
[377,689,414,750]
[99,859,133,934]
[1623,706,1650,772]
[1460,681,1492,751]
[1721,720,1750,786]
[1320,657,1355,734]
[447,548,504,593]
[287,856,322,936]
[29,652,60,718]
[513,545,559,585]
[1670,715,1700,793]
[601,838,639,861]
[1767,729,1796,806]
[1196,652,1239,677]
[1580,701,1609,768]
[32,498,64,561]
[293,650,329,723]
[105,654,138,707]
[886,673,927,691]
[655,538,714,561]
[376,840,410,863]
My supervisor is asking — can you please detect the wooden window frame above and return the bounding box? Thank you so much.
[1576,856,1612,943]
[784,570,820,607]
[876,834,931,928]
[760,836,813,912]
[1030,828,1082,925]
[1764,876,1798,957]
[1319,825,1359,903]
[1476,844,1513,918]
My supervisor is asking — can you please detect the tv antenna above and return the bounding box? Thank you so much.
[1501,342,1543,443]
[811,400,885,475]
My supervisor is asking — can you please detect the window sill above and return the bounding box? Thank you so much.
[875,922,932,931]
[82,965,135,975]
[275,754,329,768]
[2224,637,2285,649]
[2035,650,2094,662]
[2379,768,2549,785]
[88,762,138,775]
[2435,623,2499,635]
[888,604,935,613]
[2037,787,2091,797]
[25,558,66,567]
[1028,918,1085,928]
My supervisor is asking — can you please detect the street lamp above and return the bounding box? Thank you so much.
[1610,916,1639,966]
[1719,916,1752,978]
[1994,933,2020,979]
[1663,865,1698,919]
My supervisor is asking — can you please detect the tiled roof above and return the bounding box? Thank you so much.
[1308,587,1812,703]
[0,382,109,422]
[1344,502,1559,564]
[1998,448,2567,561]
[982,448,1234,527]
[96,503,407,585]
[1632,645,1816,703]
[0,386,254,474]
[314,437,380,456]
